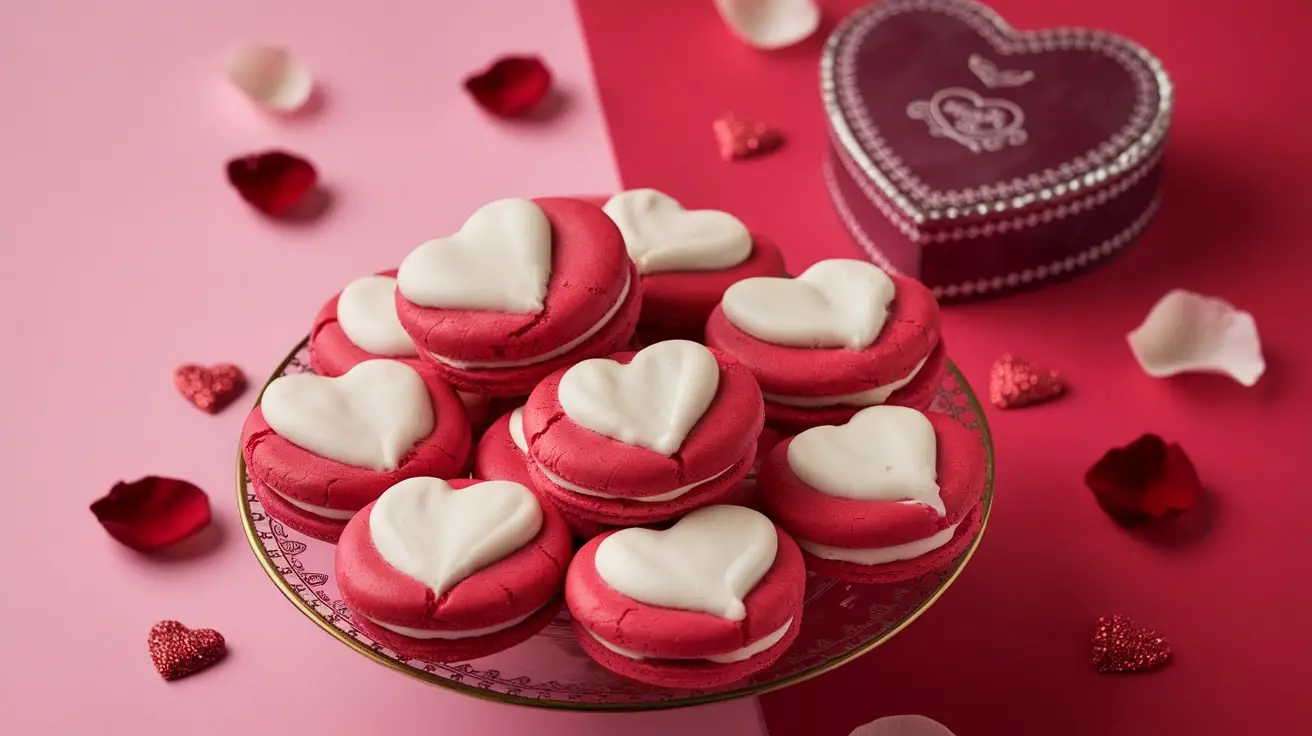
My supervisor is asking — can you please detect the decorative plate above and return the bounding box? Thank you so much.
[238,339,995,711]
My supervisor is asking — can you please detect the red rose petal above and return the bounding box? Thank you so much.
[712,113,784,161]
[91,477,212,552]
[149,621,227,681]
[225,150,317,216]
[989,354,1067,409]
[1084,434,1201,525]
[463,55,552,117]
[174,363,246,414]
[1091,614,1172,673]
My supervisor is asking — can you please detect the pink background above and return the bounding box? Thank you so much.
[5,0,1311,734]
[0,1,765,734]
[575,0,1312,734]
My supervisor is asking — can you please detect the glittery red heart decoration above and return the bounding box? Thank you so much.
[149,621,227,681]
[1084,434,1201,526]
[713,113,784,161]
[91,477,211,552]
[464,56,552,117]
[174,363,246,414]
[989,354,1066,409]
[225,150,318,216]
[1091,614,1172,673]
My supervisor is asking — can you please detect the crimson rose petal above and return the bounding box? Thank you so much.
[226,150,317,216]
[1084,434,1200,525]
[91,477,212,551]
[464,56,552,117]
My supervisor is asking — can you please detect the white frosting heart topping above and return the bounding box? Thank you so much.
[557,340,720,456]
[396,198,552,313]
[260,359,434,471]
[594,505,777,620]
[603,189,752,274]
[369,478,543,597]
[721,258,896,350]
[787,406,943,515]
[335,275,418,357]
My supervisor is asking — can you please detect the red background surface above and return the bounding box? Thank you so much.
[575,0,1312,733]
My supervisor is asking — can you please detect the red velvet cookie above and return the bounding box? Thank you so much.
[597,189,787,343]
[522,340,764,526]
[566,505,806,688]
[757,407,986,584]
[722,424,786,510]
[473,408,613,541]
[240,359,471,543]
[705,259,944,432]
[395,197,641,397]
[309,270,418,376]
[308,269,493,428]
[763,341,948,434]
[336,477,573,662]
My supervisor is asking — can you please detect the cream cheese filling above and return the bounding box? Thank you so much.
[586,619,793,663]
[797,521,960,565]
[535,459,736,503]
[426,271,632,370]
[361,604,542,640]
[269,485,358,521]
[762,355,928,408]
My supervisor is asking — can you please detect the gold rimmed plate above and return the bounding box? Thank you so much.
[238,338,995,711]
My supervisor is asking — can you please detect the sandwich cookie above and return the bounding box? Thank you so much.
[395,198,642,397]
[705,259,945,432]
[474,407,613,541]
[240,359,471,542]
[723,424,786,510]
[599,189,786,343]
[566,505,806,687]
[522,340,764,526]
[757,406,986,584]
[336,477,573,662]
[308,269,491,427]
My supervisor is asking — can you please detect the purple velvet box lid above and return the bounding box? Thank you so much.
[821,0,1172,301]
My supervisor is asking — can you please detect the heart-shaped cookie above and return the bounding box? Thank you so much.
[369,477,543,597]
[396,198,552,313]
[722,259,895,350]
[594,505,777,620]
[336,275,418,357]
[557,340,720,456]
[787,406,943,514]
[260,359,434,471]
[604,189,752,275]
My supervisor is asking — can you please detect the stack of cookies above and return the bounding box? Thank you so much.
[239,191,986,687]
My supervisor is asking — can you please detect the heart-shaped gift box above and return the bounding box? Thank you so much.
[821,0,1172,301]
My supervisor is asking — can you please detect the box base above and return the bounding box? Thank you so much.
[825,142,1164,302]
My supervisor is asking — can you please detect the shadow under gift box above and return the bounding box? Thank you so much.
[821,0,1172,302]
